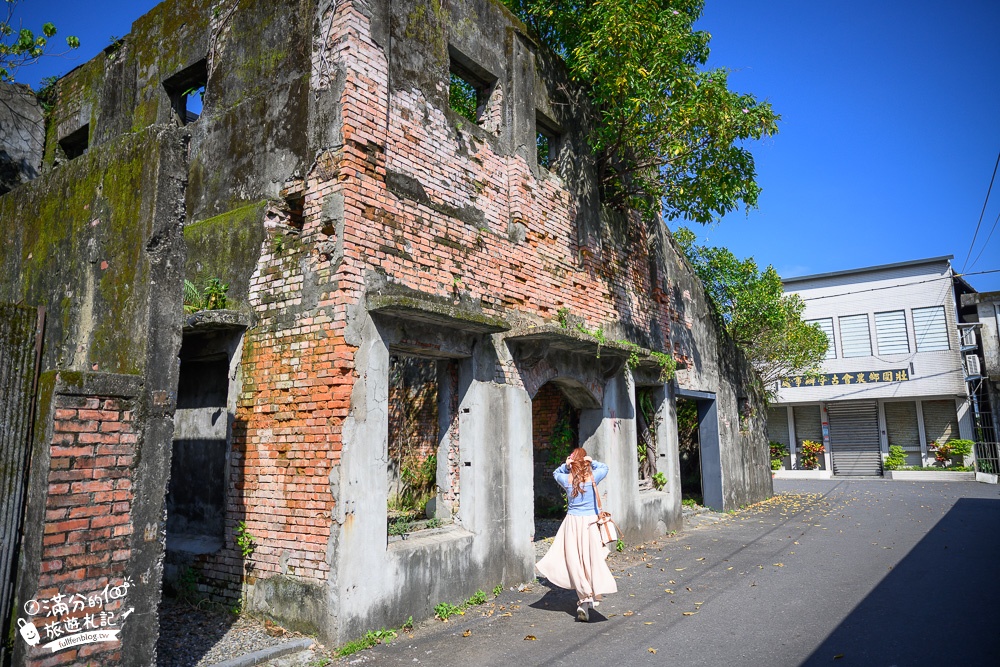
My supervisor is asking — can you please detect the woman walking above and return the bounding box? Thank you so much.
[535,447,617,621]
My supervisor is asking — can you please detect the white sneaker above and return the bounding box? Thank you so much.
[576,603,590,622]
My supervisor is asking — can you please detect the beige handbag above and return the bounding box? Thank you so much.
[592,480,620,546]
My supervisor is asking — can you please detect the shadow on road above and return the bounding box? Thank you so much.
[802,497,1000,666]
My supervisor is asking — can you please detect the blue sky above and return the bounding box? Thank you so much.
[12,0,1000,291]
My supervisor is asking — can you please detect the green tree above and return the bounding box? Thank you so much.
[503,0,778,224]
[0,0,79,83]
[673,227,828,395]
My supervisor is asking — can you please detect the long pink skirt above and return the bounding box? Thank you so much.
[535,514,618,604]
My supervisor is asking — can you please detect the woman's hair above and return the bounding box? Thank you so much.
[567,447,590,498]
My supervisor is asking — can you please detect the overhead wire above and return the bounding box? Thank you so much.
[962,149,1000,273]
[795,268,1000,302]
[968,207,1000,271]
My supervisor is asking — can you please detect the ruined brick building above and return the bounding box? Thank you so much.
[0,0,771,664]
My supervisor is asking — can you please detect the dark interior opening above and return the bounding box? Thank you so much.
[677,397,703,505]
[58,124,89,161]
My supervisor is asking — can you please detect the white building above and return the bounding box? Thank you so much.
[768,256,974,476]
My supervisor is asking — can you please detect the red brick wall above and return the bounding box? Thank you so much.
[198,0,681,596]
[22,394,135,667]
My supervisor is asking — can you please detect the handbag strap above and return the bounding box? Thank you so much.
[591,480,604,512]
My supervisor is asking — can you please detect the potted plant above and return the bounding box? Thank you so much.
[931,439,973,467]
[769,441,789,472]
[799,440,825,470]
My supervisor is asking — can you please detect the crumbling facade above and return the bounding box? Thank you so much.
[0,0,770,664]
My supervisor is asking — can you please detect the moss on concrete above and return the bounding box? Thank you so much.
[0,127,177,375]
[183,200,268,309]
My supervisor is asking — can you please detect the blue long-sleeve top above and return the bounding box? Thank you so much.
[553,461,609,516]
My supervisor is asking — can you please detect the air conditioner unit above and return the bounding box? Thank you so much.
[960,327,976,348]
[965,353,981,378]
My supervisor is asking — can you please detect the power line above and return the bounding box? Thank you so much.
[962,149,1000,272]
[795,268,1000,302]
[968,208,1000,271]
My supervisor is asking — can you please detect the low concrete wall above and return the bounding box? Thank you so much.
[884,470,977,482]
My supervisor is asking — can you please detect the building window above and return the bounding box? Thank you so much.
[58,124,89,160]
[163,59,208,125]
[912,306,949,351]
[535,113,562,171]
[448,46,499,132]
[874,310,909,355]
[839,314,872,358]
[807,318,836,359]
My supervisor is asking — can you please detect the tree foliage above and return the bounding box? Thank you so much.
[503,0,778,224]
[673,227,828,394]
[0,0,79,83]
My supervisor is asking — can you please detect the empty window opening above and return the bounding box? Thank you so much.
[449,72,479,123]
[448,46,497,129]
[535,114,562,170]
[387,354,455,539]
[284,191,305,231]
[676,397,702,505]
[163,59,208,125]
[636,387,665,491]
[58,124,89,161]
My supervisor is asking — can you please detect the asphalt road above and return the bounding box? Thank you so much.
[339,479,1000,667]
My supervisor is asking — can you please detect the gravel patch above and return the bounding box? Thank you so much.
[156,597,306,667]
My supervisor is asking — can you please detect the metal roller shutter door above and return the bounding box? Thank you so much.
[793,406,824,468]
[767,408,790,447]
[827,401,882,476]
[922,400,959,448]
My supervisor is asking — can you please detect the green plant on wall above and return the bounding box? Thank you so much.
[547,413,576,467]
[183,277,229,313]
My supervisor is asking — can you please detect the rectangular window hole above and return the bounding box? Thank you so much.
[284,192,305,231]
[163,58,208,125]
[58,124,89,160]
[535,113,561,170]
[448,46,496,126]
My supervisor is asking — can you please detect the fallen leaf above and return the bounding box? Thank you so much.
[726,567,734,571]
[834,655,844,660]
[524,635,537,641]
[648,648,657,654]
[686,587,692,592]
[773,563,784,567]
[664,589,674,594]
[644,622,654,625]
[623,611,635,616]
[675,568,686,571]
[463,630,471,637]
[682,611,698,616]
[696,557,706,561]
[500,613,512,617]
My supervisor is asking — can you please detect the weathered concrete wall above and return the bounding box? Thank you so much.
[1,0,772,657]
[0,83,44,195]
[3,123,187,665]
[653,225,771,510]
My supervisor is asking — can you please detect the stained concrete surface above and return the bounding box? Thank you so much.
[284,479,1000,666]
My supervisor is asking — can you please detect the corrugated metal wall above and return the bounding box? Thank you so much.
[885,401,922,466]
[922,399,959,447]
[793,405,824,468]
[827,401,882,476]
[0,304,42,662]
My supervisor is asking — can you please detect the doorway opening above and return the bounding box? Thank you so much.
[676,397,702,505]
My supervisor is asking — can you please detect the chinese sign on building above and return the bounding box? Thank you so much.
[780,369,910,389]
